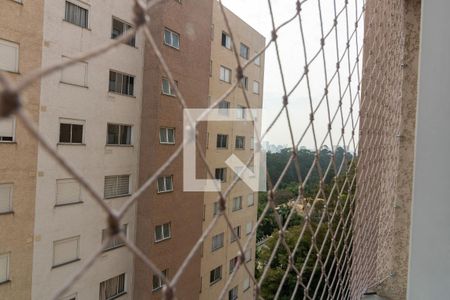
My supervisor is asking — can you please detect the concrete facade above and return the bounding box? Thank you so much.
[199,3,265,300]
[31,0,144,299]
[0,1,44,299]
[134,0,213,299]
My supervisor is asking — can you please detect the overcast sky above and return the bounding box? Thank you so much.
[221,0,363,149]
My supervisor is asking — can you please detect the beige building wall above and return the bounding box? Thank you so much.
[200,2,265,299]
[0,0,44,299]
[31,1,144,299]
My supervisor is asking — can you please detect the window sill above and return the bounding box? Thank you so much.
[105,144,134,148]
[103,244,126,253]
[163,43,180,51]
[54,201,83,208]
[0,280,11,286]
[108,91,136,99]
[156,190,174,194]
[111,39,137,49]
[216,147,229,150]
[211,247,223,252]
[209,278,222,286]
[0,211,14,216]
[235,148,246,150]
[60,81,89,89]
[104,194,131,200]
[106,291,127,300]
[57,143,86,146]
[160,142,176,145]
[52,258,81,269]
[0,141,16,144]
[152,285,167,292]
[219,80,232,84]
[62,19,91,31]
[161,92,177,98]
[154,237,171,244]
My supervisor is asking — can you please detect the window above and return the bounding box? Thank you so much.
[102,224,127,251]
[221,32,231,49]
[0,117,14,142]
[159,127,175,144]
[241,76,248,89]
[253,81,260,94]
[213,202,220,216]
[161,78,177,96]
[211,233,224,251]
[232,196,242,211]
[246,222,253,235]
[219,66,231,83]
[231,226,241,242]
[152,269,168,291]
[236,105,246,119]
[59,119,84,144]
[209,266,222,284]
[107,124,132,145]
[229,256,238,274]
[215,168,227,182]
[104,175,130,199]
[60,293,78,300]
[0,253,9,283]
[245,248,252,262]
[61,57,88,87]
[0,184,12,214]
[157,175,173,193]
[56,179,81,206]
[109,70,135,96]
[218,100,230,115]
[216,134,228,149]
[240,43,249,59]
[163,28,180,49]
[0,39,19,72]
[254,54,261,66]
[243,276,250,291]
[247,193,254,207]
[52,236,80,267]
[235,136,245,149]
[229,286,238,300]
[112,17,135,47]
[99,273,126,300]
[155,223,171,242]
[64,1,88,28]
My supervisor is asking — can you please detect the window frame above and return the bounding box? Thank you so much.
[232,196,243,212]
[221,32,232,49]
[108,70,135,97]
[111,17,136,47]
[157,175,174,193]
[152,269,168,291]
[241,76,248,90]
[55,178,82,207]
[219,66,232,83]
[159,127,176,144]
[253,80,260,94]
[0,183,13,214]
[0,253,10,284]
[106,123,132,146]
[246,222,253,235]
[229,256,238,274]
[216,134,228,149]
[235,136,245,150]
[240,43,249,60]
[209,265,222,285]
[64,1,89,29]
[218,100,230,115]
[99,273,127,300]
[154,222,171,242]
[0,38,19,73]
[161,78,178,97]
[104,175,131,199]
[247,193,255,207]
[214,168,227,183]
[163,28,180,49]
[58,119,85,145]
[230,225,241,242]
[229,286,238,300]
[102,224,128,251]
[0,116,15,142]
[52,236,80,268]
[211,232,224,251]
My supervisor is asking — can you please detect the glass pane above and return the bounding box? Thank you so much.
[59,123,71,143]
[155,226,162,240]
[172,33,179,48]
[71,124,83,143]
[164,30,171,44]
[167,128,174,143]
[159,128,167,143]
[107,124,119,144]
[157,177,165,192]
[165,177,173,191]
[162,79,170,94]
[120,125,131,145]
[112,19,123,38]
[109,71,116,92]
[128,76,134,96]
[163,223,170,238]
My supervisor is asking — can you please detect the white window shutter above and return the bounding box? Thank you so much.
[61,57,88,87]
[0,117,14,138]
[0,184,12,213]
[0,39,19,72]
[53,237,79,266]
[56,179,81,205]
[0,253,9,283]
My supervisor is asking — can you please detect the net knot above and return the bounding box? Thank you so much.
[163,285,174,300]
[236,66,244,80]
[133,1,147,26]
[282,95,288,106]
[271,30,278,41]
[0,89,20,117]
[296,1,301,13]
[107,214,120,235]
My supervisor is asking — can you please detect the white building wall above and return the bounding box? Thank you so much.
[32,1,144,299]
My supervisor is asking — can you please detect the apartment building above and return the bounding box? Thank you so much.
[134,0,213,299]
[31,1,144,299]
[200,2,265,300]
[0,1,44,299]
